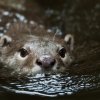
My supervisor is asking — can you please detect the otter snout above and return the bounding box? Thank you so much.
[36,55,56,69]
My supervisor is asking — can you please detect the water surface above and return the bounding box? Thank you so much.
[0,0,100,99]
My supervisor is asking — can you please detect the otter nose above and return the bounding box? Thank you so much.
[36,55,56,69]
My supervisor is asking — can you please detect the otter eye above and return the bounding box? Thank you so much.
[59,47,66,58]
[18,48,29,57]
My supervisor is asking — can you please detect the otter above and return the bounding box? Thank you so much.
[0,22,74,76]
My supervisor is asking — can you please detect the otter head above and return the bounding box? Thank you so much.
[0,26,74,76]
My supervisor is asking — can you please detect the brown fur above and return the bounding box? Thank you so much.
[0,22,74,76]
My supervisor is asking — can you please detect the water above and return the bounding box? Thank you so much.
[0,74,100,97]
[0,0,100,99]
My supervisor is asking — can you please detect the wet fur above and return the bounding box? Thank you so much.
[0,22,74,77]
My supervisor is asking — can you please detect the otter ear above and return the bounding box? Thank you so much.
[0,34,12,47]
[64,34,74,51]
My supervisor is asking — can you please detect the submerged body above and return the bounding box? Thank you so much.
[0,22,74,76]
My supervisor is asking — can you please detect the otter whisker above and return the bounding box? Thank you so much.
[53,32,57,42]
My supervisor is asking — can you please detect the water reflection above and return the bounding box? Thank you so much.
[0,0,100,98]
[0,73,100,97]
